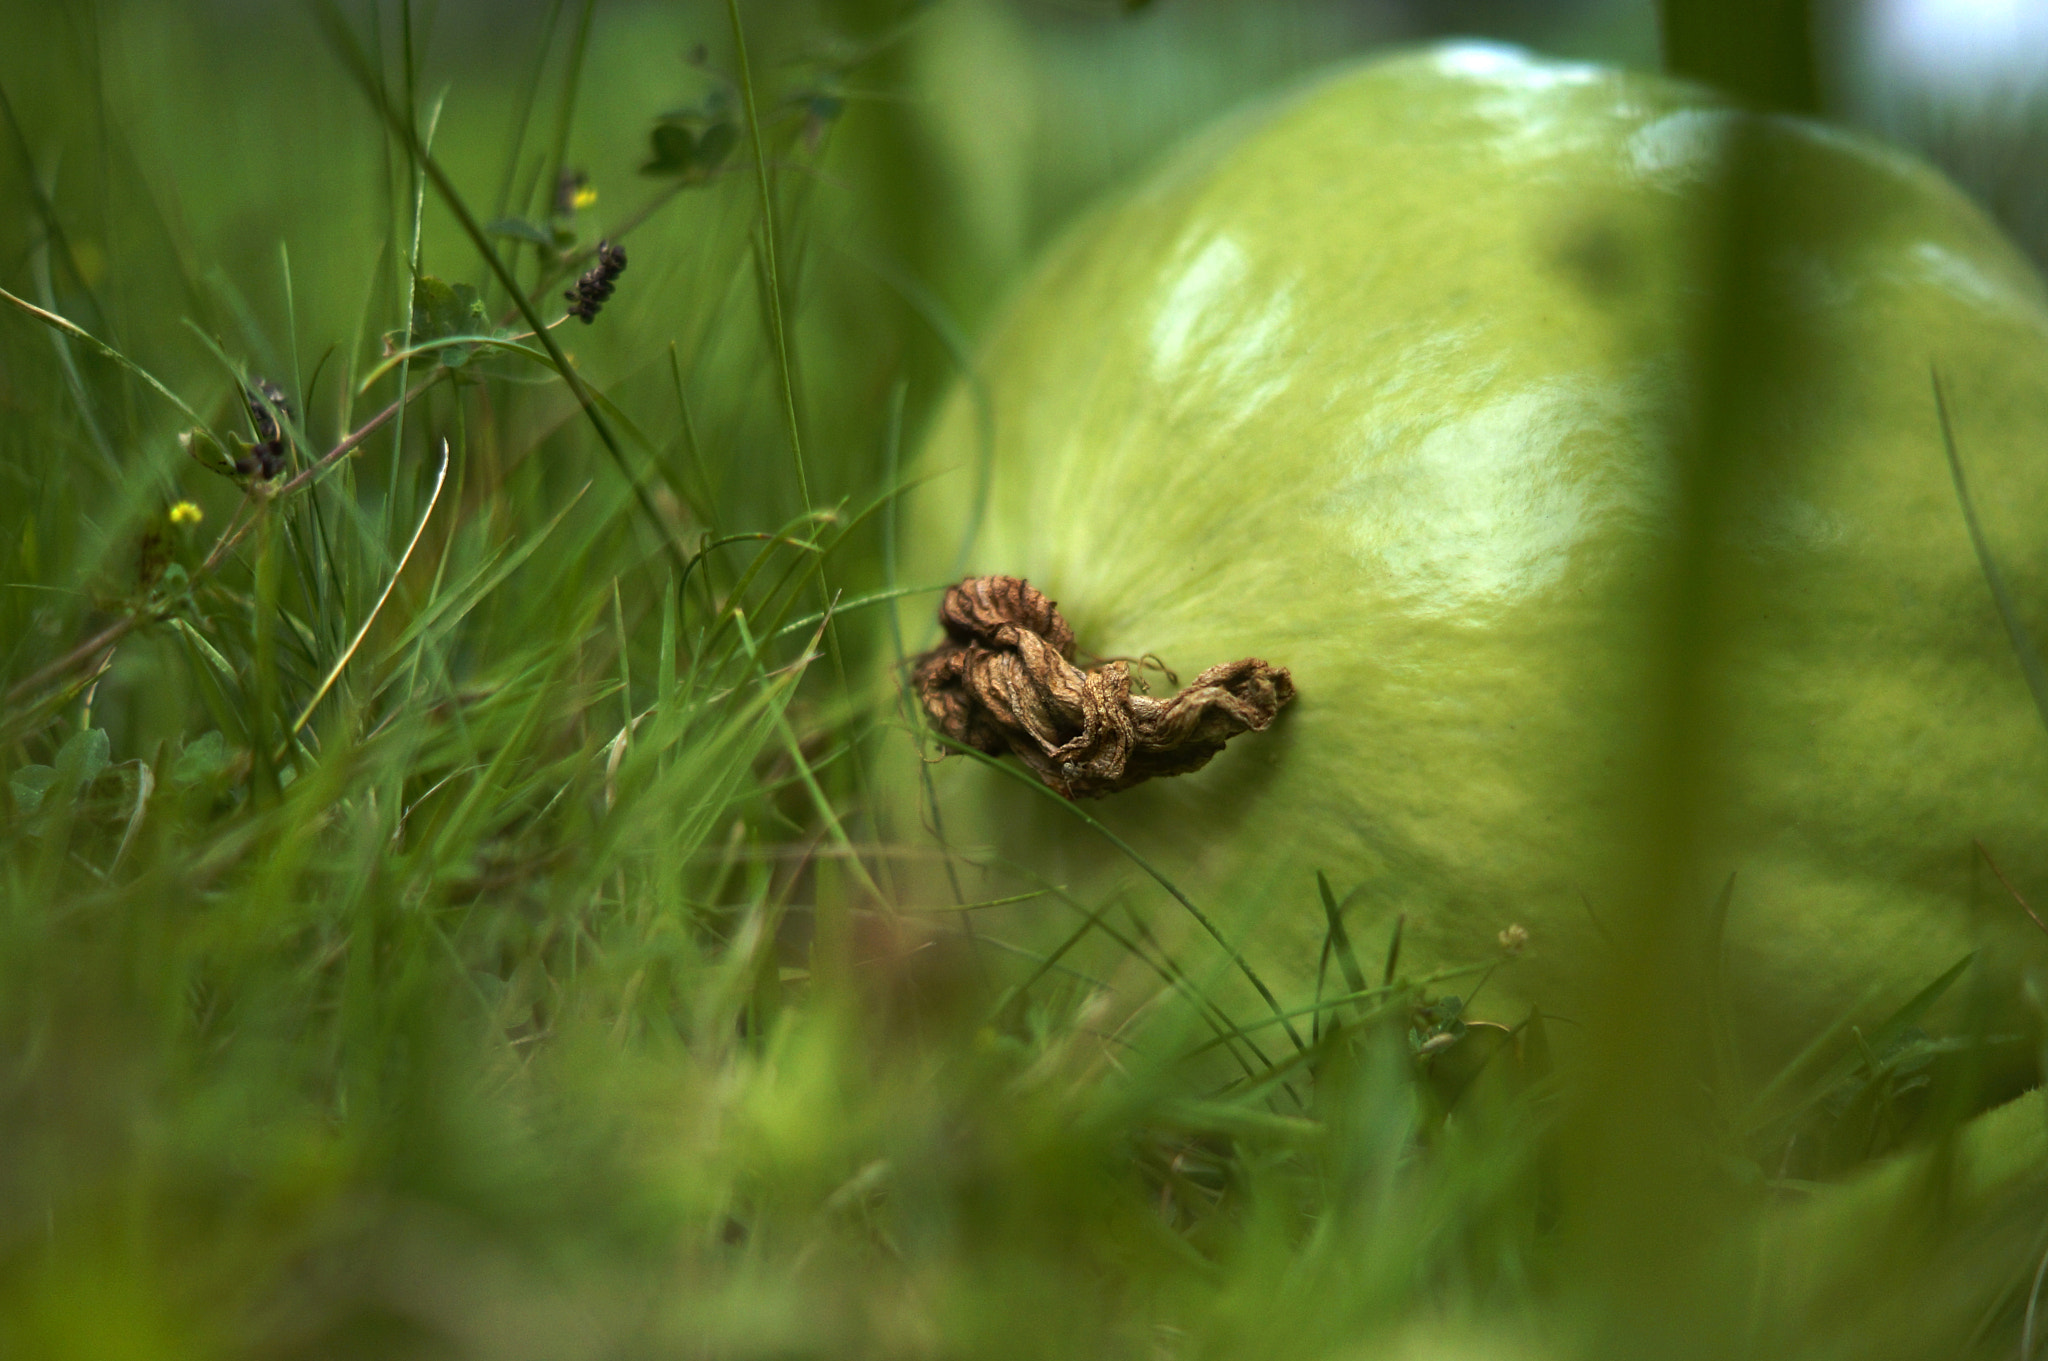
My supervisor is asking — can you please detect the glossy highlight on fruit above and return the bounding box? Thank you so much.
[890,44,2048,1061]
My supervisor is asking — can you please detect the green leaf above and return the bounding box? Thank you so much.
[55,728,110,788]
[10,764,56,812]
[1812,954,1977,1096]
[409,275,492,367]
[169,618,242,701]
[485,216,557,248]
[645,122,696,173]
[172,731,229,785]
[16,729,112,813]
[413,276,489,339]
[641,116,737,181]
[179,435,244,483]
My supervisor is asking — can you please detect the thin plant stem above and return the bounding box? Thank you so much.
[726,0,812,517]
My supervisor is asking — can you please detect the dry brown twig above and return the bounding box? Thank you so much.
[912,576,1294,799]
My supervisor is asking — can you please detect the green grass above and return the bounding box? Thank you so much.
[5,2,2048,1357]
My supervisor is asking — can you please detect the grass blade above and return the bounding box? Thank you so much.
[928,732,1306,1054]
[291,439,451,737]
[1934,367,2048,737]
[726,0,812,517]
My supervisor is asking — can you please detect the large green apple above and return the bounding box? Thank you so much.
[888,44,2048,1065]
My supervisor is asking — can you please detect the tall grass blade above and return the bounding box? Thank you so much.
[292,439,450,737]
[1934,368,2048,738]
[726,0,812,517]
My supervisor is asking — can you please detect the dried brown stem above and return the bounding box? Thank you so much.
[912,576,1294,799]
[200,375,438,574]
[1975,838,2048,940]
[5,620,134,710]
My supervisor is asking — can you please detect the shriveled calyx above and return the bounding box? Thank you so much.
[911,576,1295,798]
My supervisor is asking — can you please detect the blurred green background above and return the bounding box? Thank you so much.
[7,2,2048,1358]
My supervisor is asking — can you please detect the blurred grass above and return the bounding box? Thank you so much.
[5,1,2048,1358]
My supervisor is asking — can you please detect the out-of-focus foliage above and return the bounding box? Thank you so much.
[1840,0,2048,269]
[3,2,2048,1358]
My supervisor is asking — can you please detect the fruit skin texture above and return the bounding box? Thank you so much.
[892,44,2048,1061]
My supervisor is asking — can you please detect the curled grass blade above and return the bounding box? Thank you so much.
[354,332,557,391]
[1934,367,2048,737]
[771,584,947,643]
[292,439,451,737]
[0,285,211,434]
[369,481,594,676]
[987,871,1273,1081]
[1183,960,1496,1058]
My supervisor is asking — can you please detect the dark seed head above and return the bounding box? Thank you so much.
[245,377,290,445]
[564,241,628,324]
[239,378,291,480]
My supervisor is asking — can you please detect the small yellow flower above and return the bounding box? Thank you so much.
[169,500,203,527]
[1497,923,1530,957]
[572,184,598,211]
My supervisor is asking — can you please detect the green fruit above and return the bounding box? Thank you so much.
[890,44,2048,1065]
